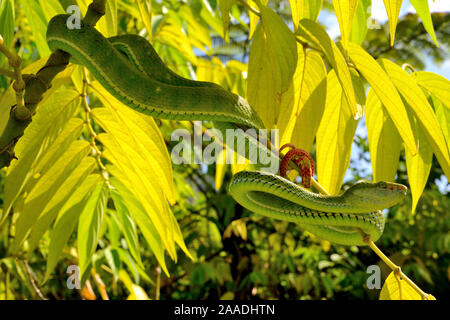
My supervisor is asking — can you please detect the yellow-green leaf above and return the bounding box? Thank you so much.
[347,43,417,155]
[288,0,323,29]
[382,0,403,46]
[44,174,102,281]
[332,0,358,48]
[380,271,435,300]
[278,47,327,151]
[405,114,432,214]
[0,0,15,66]
[409,0,438,46]
[366,89,402,182]
[350,0,371,45]
[218,0,237,42]
[316,70,358,195]
[429,94,450,155]
[248,0,268,39]
[411,71,450,110]
[379,59,450,179]
[136,0,152,39]
[247,4,297,129]
[297,19,359,118]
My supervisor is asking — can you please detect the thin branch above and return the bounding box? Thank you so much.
[21,259,47,300]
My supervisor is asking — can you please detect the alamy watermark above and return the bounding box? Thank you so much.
[366,265,381,289]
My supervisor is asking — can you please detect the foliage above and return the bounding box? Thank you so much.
[0,0,448,300]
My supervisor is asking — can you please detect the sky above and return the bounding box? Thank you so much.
[319,0,450,79]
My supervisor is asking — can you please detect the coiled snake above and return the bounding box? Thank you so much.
[46,14,407,246]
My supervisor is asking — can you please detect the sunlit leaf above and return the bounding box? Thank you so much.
[380,271,435,300]
[289,0,323,29]
[297,19,358,118]
[379,59,450,179]
[405,114,432,214]
[316,70,358,195]
[218,0,236,42]
[332,0,358,48]
[247,4,297,129]
[382,0,403,46]
[366,89,402,182]
[78,182,109,283]
[0,0,15,66]
[44,174,102,281]
[429,94,450,155]
[350,0,371,45]
[136,0,152,38]
[411,71,450,110]
[278,47,327,151]
[248,0,268,39]
[347,43,417,155]
[409,0,438,46]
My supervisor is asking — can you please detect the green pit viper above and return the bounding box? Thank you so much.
[46,14,407,246]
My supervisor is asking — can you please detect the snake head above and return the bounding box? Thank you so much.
[345,180,408,211]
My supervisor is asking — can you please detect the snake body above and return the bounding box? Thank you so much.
[46,14,407,246]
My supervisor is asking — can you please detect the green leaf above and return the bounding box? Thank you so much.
[110,189,143,267]
[288,0,323,29]
[347,43,417,155]
[110,177,169,276]
[278,48,327,151]
[409,0,438,46]
[350,0,371,45]
[12,140,91,252]
[247,4,298,129]
[37,0,65,23]
[218,0,237,42]
[3,89,81,222]
[332,0,358,47]
[21,0,53,57]
[248,0,268,39]
[382,0,403,46]
[366,89,402,182]
[136,0,152,38]
[380,271,435,300]
[316,70,359,195]
[379,59,450,179]
[296,19,359,118]
[27,157,97,252]
[429,94,450,155]
[0,0,15,66]
[78,182,109,283]
[405,114,433,214]
[44,174,102,281]
[411,71,450,110]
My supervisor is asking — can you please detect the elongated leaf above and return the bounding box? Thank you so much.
[27,157,97,252]
[3,90,80,221]
[37,0,64,23]
[90,82,175,204]
[248,0,268,38]
[405,114,432,214]
[380,271,435,300]
[382,0,402,46]
[247,4,297,129]
[21,0,52,56]
[316,70,359,195]
[332,0,358,48]
[429,94,450,155]
[289,0,323,29]
[411,71,450,110]
[218,0,236,42]
[366,89,402,182]
[350,0,371,45]
[110,177,169,275]
[409,0,438,46]
[110,190,143,267]
[278,48,327,151]
[347,43,417,155]
[0,0,15,66]
[44,175,102,281]
[297,19,359,118]
[379,59,450,178]
[12,140,91,252]
[78,182,109,283]
[136,0,152,38]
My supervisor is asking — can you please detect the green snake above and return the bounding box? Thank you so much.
[46,14,407,246]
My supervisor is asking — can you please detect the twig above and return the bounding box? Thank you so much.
[238,0,261,16]
[21,259,47,300]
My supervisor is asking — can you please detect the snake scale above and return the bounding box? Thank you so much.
[46,14,407,246]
